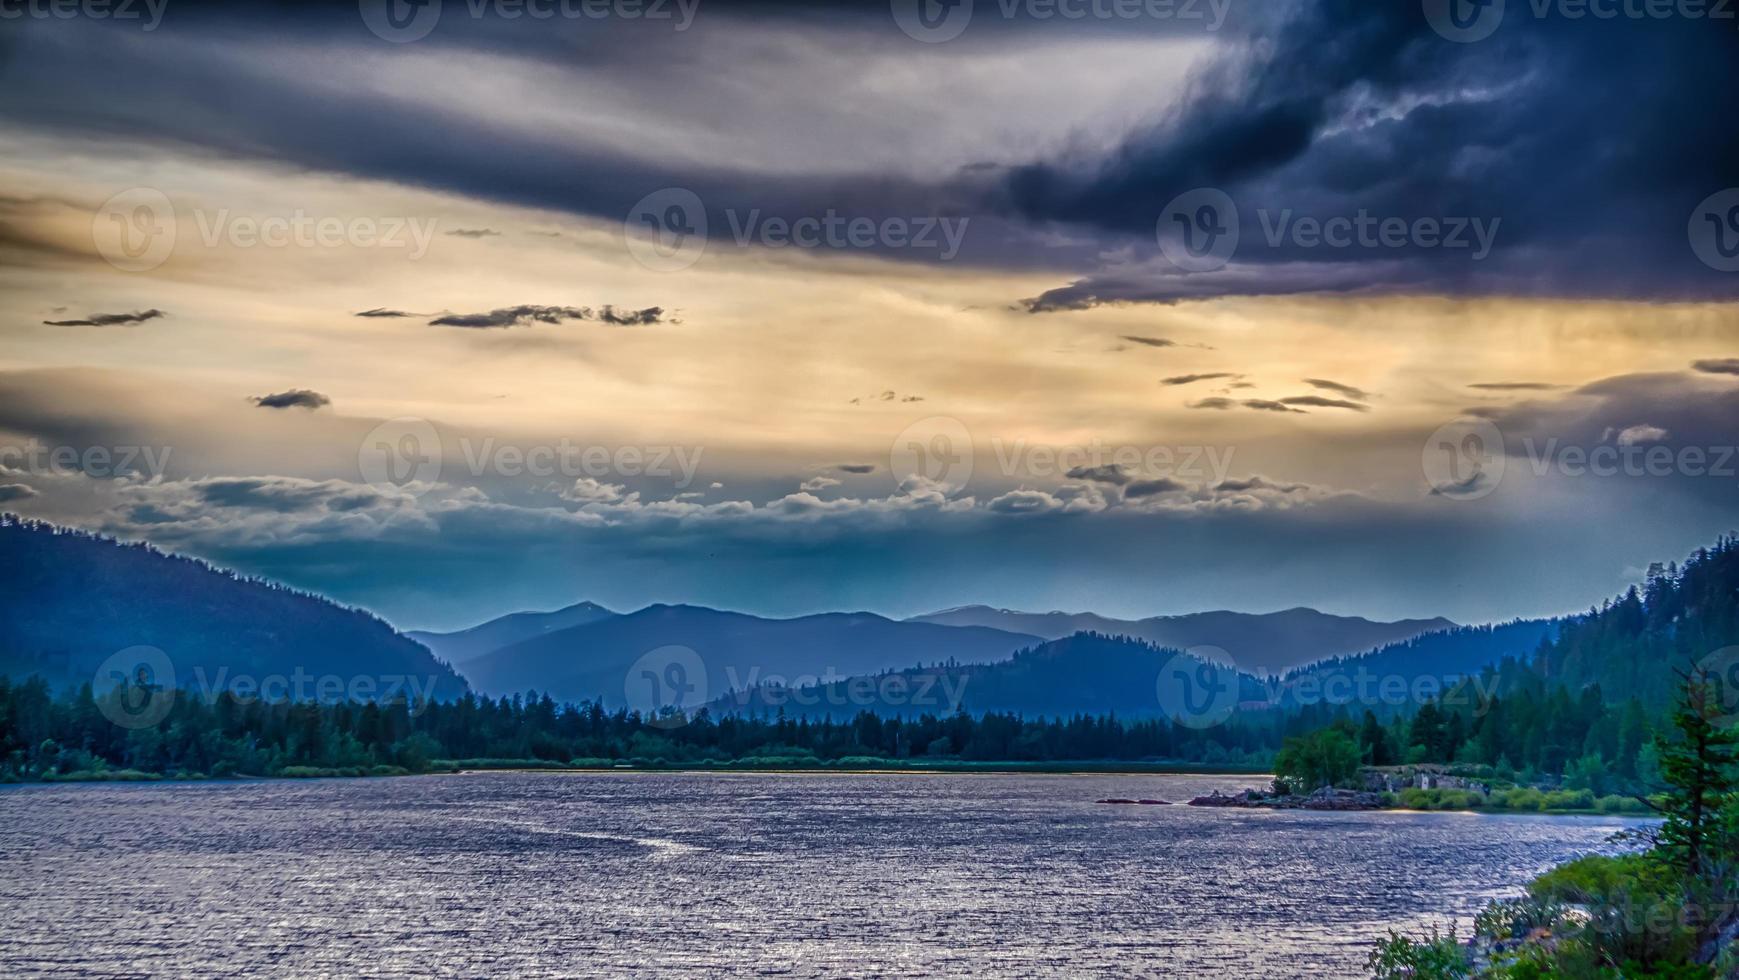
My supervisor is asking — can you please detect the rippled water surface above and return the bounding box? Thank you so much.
[0,772,1647,978]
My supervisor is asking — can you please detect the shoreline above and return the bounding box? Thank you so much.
[2,767,1666,819]
[4,760,1270,785]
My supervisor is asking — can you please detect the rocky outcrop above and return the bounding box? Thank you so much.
[1187,786,1383,810]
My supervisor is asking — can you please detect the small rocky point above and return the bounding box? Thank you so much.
[1186,787,1383,811]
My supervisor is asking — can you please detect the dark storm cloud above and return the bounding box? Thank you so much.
[42,309,166,327]
[1162,373,1238,387]
[1303,379,1370,401]
[429,305,665,328]
[1280,395,1368,412]
[1124,477,1186,498]
[251,389,331,410]
[1002,3,1739,306]
[1064,464,1131,486]
[1469,370,1739,509]
[3,3,1734,315]
[1693,359,1739,377]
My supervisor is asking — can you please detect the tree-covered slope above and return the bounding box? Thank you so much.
[0,516,468,700]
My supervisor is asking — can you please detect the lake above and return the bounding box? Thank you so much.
[0,772,1648,978]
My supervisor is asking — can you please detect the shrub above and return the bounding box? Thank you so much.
[1528,854,1699,967]
[1542,789,1596,812]
[1366,926,1471,979]
[1474,896,1569,942]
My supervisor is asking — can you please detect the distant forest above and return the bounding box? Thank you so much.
[1304,535,1739,797]
[2,520,1735,783]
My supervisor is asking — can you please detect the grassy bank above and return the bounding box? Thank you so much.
[1384,786,1656,816]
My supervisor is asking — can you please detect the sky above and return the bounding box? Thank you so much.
[1,0,1737,631]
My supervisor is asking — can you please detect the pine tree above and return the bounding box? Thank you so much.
[1654,668,1739,879]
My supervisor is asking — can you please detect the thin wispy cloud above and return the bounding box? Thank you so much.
[1281,396,1369,413]
[1303,379,1371,401]
[1162,373,1240,387]
[429,305,665,329]
[42,309,165,327]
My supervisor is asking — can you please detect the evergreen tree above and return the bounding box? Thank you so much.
[1654,668,1739,879]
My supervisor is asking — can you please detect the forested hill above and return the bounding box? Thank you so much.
[1533,534,1739,709]
[1278,619,1558,710]
[0,516,468,700]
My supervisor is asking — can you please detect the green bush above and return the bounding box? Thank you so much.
[1542,789,1596,811]
[1528,854,1699,968]
[1474,896,1568,942]
[1366,926,1471,979]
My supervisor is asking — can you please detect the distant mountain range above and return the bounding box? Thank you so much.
[707,632,1261,720]
[0,517,468,700]
[705,620,1559,721]
[460,604,1041,706]
[0,514,1561,721]
[408,601,617,664]
[907,605,1458,675]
